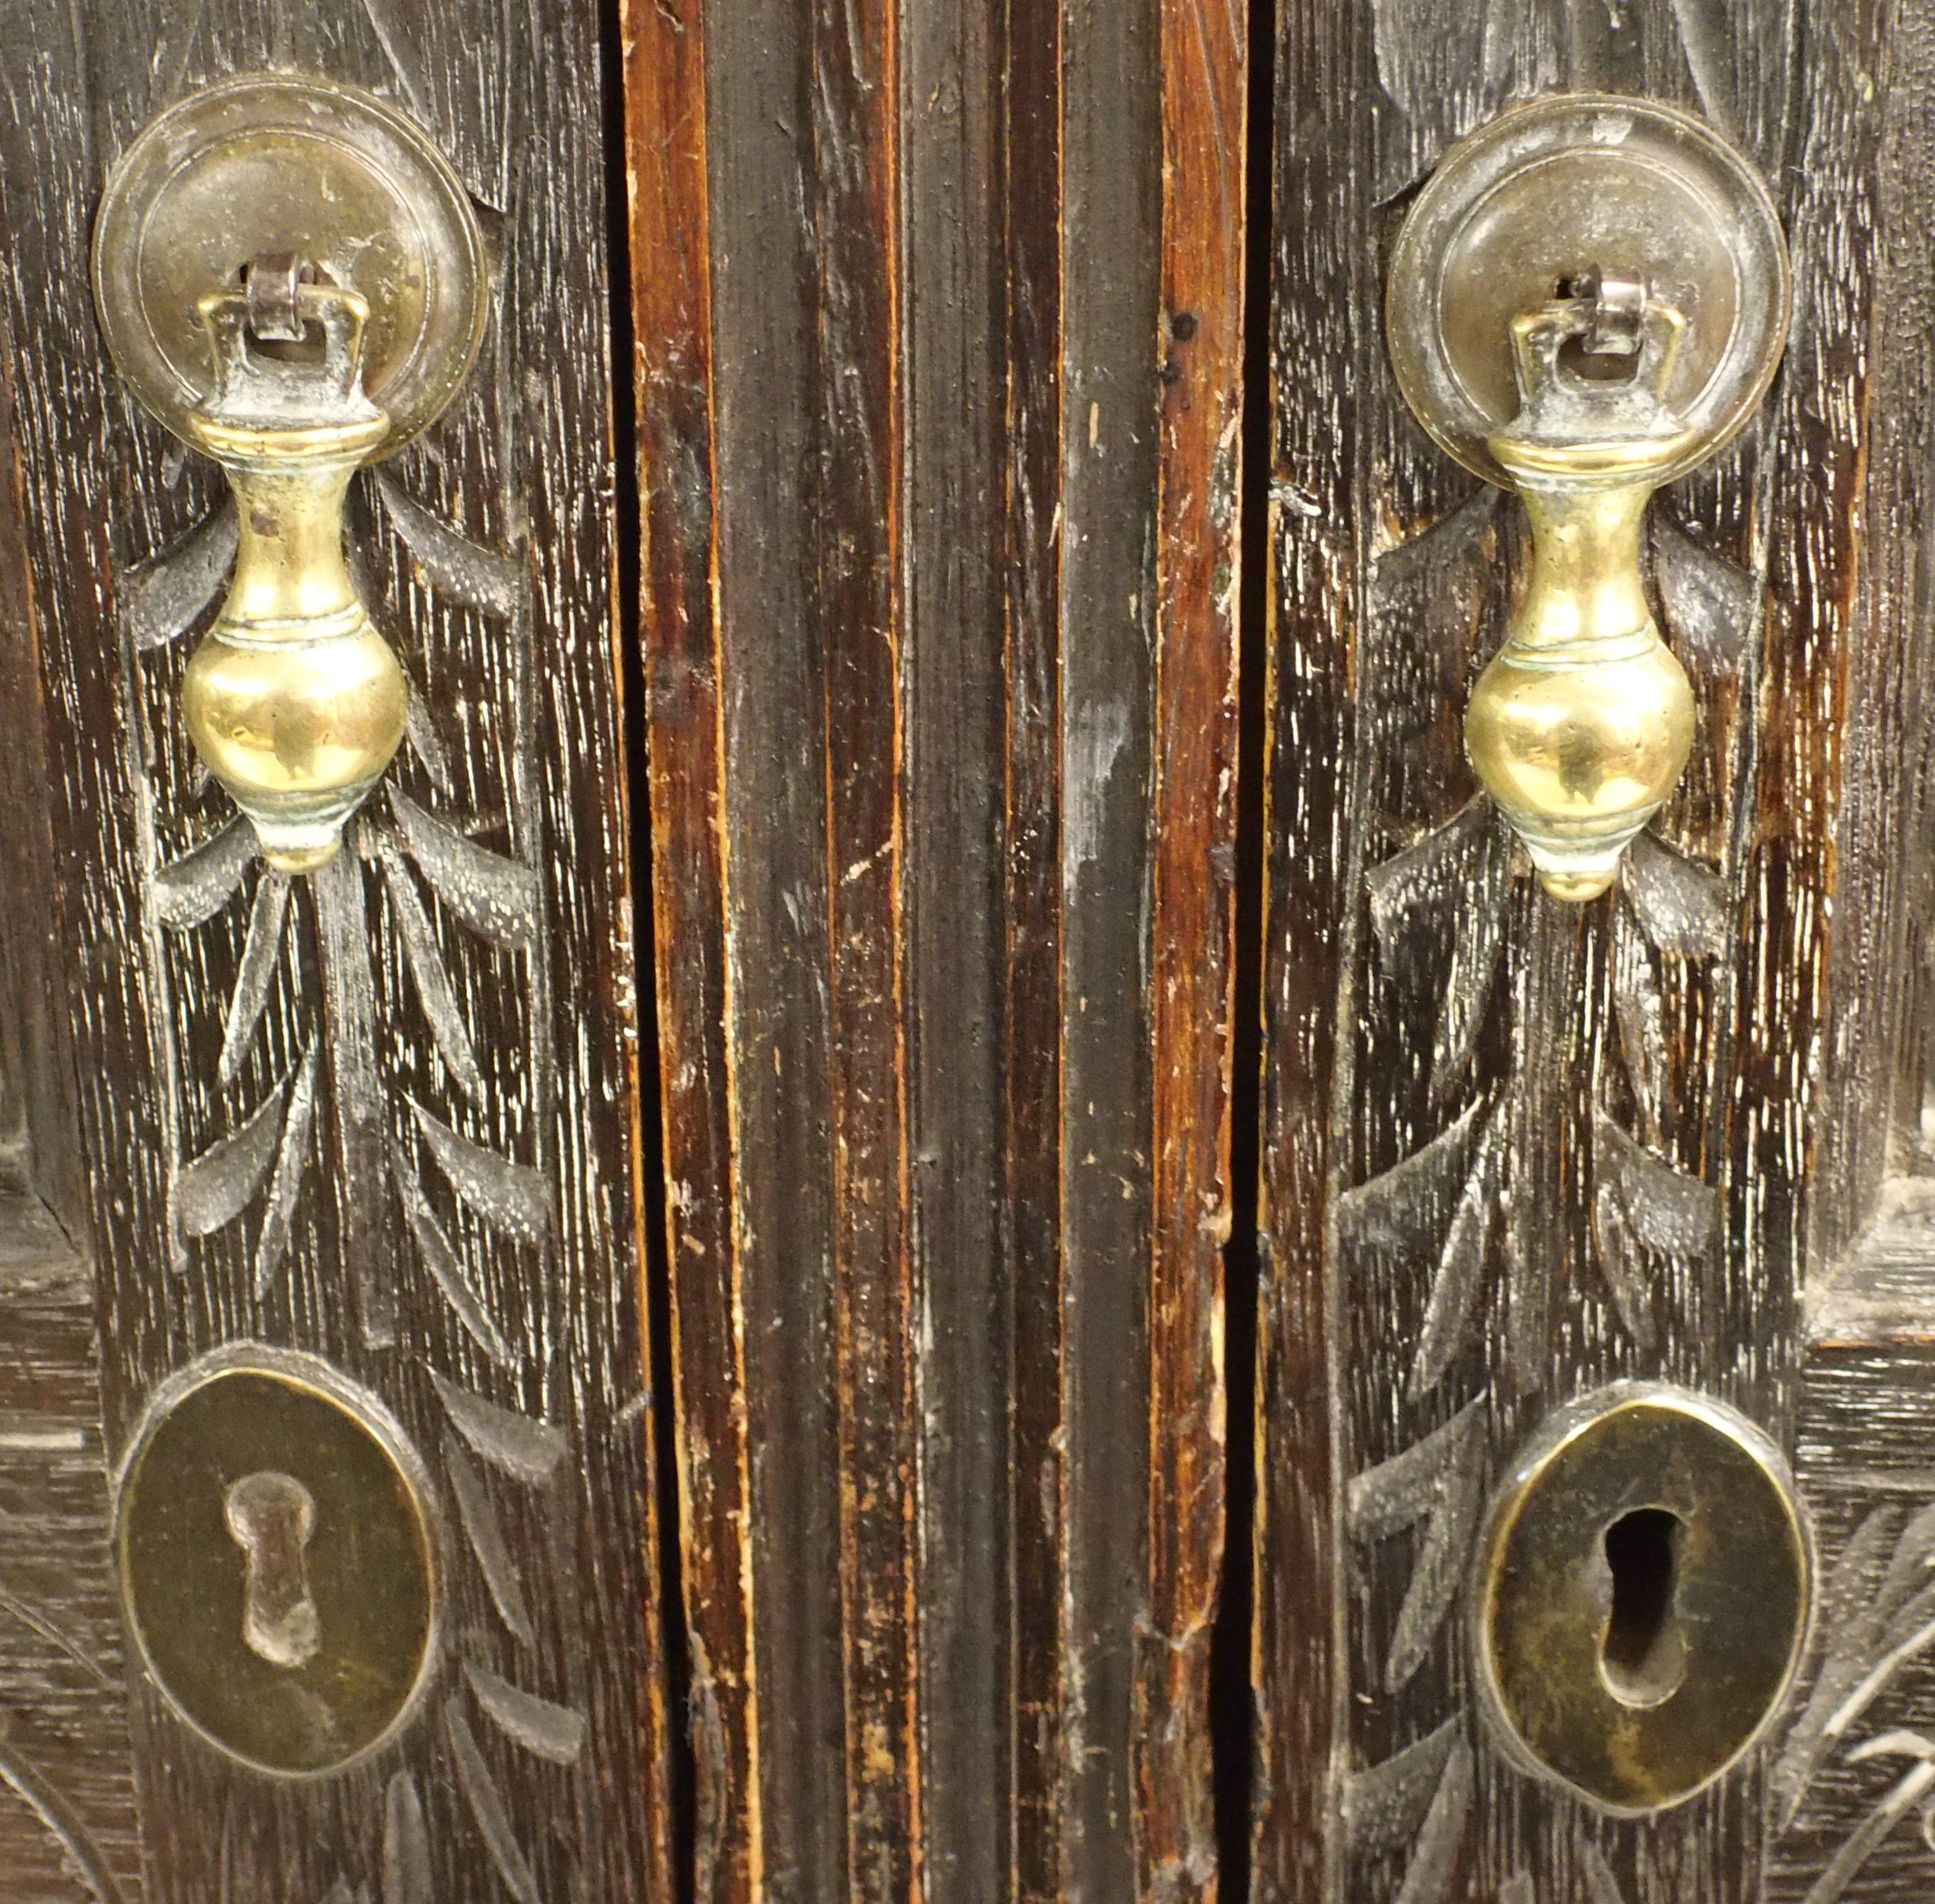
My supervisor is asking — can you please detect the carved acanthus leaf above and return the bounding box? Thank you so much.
[1622,831,1728,962]
[1802,1731,1935,1904]
[464,1660,588,1765]
[1775,1501,1935,1829]
[444,1430,536,1649]
[383,1770,431,1904]
[124,500,236,651]
[397,1167,518,1369]
[389,788,539,952]
[432,1370,567,1486]
[253,1042,320,1297]
[411,1101,551,1247]
[154,817,254,929]
[174,1072,288,1242]
[220,870,291,1084]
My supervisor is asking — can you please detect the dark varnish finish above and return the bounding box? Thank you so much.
[622,0,756,1893]
[1252,1,1911,1899]
[1772,3,1935,1898]
[629,0,1246,1896]
[0,2,671,1898]
[1142,0,1248,1893]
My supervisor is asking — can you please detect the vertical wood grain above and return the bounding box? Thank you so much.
[901,0,1011,1894]
[633,0,1245,1892]
[622,0,759,1894]
[0,2,672,1896]
[0,311,81,1225]
[1001,0,1070,1893]
[806,0,922,1883]
[1139,0,1248,1893]
[1252,4,1865,1900]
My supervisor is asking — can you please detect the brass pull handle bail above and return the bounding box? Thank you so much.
[1384,94,1792,903]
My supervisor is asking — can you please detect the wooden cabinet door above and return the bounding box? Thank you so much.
[16,3,1935,1903]
[621,0,1246,1895]
[0,0,1249,1899]
[1253,6,1935,1903]
[0,5,671,1899]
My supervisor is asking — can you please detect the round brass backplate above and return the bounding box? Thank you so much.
[116,1349,439,1777]
[93,76,490,452]
[1387,95,1791,487]
[1478,1385,1809,1815]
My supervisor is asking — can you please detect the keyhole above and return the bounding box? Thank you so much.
[224,1471,321,1670]
[1599,1507,1688,1707]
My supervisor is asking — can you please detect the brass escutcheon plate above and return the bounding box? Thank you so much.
[93,75,491,452]
[1477,1384,1810,1814]
[116,1348,440,1777]
[1387,95,1791,487]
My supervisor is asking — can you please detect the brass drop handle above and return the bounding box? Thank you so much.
[180,266,406,874]
[1464,274,1699,901]
[1384,95,1792,904]
[92,76,492,875]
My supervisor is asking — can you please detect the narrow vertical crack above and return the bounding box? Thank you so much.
[1209,0,1278,1895]
[598,4,699,1895]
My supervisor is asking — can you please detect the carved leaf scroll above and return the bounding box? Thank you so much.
[1775,1501,1935,1829]
[124,456,590,1895]
[1343,1717,1474,1904]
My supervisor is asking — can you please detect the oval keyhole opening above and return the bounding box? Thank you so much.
[1600,1507,1688,1708]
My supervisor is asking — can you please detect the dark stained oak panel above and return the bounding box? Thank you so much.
[1254,1,1935,1900]
[626,0,1246,1896]
[0,2,671,1898]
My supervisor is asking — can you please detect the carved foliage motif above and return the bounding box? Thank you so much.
[1771,1500,1935,1903]
[1337,490,1754,1900]
[120,454,584,1895]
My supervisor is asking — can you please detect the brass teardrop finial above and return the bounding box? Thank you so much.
[179,272,406,873]
[1464,279,1699,902]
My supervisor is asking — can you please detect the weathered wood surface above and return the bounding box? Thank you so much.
[1773,1305,1935,1903]
[0,3,671,1898]
[626,0,1245,1896]
[1256,1,1921,1898]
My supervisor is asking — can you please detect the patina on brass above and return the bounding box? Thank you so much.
[1478,1385,1809,1815]
[1386,95,1791,490]
[91,76,489,869]
[116,1350,439,1777]
[91,76,489,452]
[1387,95,1791,899]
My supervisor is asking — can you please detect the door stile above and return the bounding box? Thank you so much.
[1141,0,1250,1892]
[622,0,760,1895]
[630,0,1247,1891]
[1001,0,1073,1891]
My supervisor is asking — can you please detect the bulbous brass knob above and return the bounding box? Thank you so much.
[180,279,404,873]
[1464,292,1700,901]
